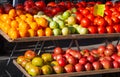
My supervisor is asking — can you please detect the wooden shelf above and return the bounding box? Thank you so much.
[0,30,120,42]
[13,60,120,77]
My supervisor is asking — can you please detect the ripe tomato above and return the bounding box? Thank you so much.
[47,2,57,7]
[77,7,84,13]
[106,26,115,33]
[76,13,84,23]
[87,13,94,22]
[112,15,120,24]
[98,27,107,34]
[113,24,120,33]
[104,10,112,16]
[97,17,107,27]
[88,26,98,34]
[24,50,36,60]
[81,9,90,16]
[104,16,113,26]
[17,56,25,65]
[81,18,91,28]
[105,1,113,6]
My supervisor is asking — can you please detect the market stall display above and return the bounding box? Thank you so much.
[0,0,120,77]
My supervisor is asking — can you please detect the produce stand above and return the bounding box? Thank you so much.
[0,0,120,77]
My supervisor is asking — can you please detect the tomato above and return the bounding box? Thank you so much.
[113,24,120,33]
[104,16,113,26]
[81,9,90,16]
[80,1,86,7]
[88,26,98,34]
[76,13,84,23]
[47,2,57,7]
[104,10,112,16]
[52,7,61,16]
[112,11,120,17]
[105,1,113,6]
[58,1,65,7]
[112,15,120,24]
[17,56,26,64]
[35,1,46,11]
[98,27,107,34]
[87,13,94,22]
[80,18,91,28]
[77,7,84,13]
[65,1,74,9]
[76,2,83,8]
[94,17,99,26]
[24,50,36,60]
[106,26,115,33]
[97,17,107,27]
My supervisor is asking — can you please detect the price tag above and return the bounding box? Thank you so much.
[94,4,105,17]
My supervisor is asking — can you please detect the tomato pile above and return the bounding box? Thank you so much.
[16,43,120,76]
[0,1,120,40]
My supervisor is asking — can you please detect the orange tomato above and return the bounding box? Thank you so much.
[8,28,20,40]
[25,17,34,24]
[2,24,11,34]
[16,9,23,16]
[6,18,12,25]
[29,22,38,31]
[28,29,37,37]
[0,14,9,21]
[18,21,30,30]
[35,17,48,28]
[19,29,29,38]
[11,20,19,29]
[37,29,45,37]
[45,27,53,36]
[9,9,16,19]
[19,14,27,20]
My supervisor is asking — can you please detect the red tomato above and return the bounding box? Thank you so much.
[94,17,99,26]
[58,1,65,6]
[35,1,46,11]
[104,10,112,16]
[81,9,90,16]
[81,18,91,28]
[105,1,113,6]
[24,50,36,60]
[106,26,115,33]
[80,1,87,7]
[87,13,94,22]
[47,2,57,7]
[77,7,84,13]
[114,24,120,33]
[97,17,107,27]
[76,13,84,24]
[88,26,98,34]
[112,15,120,24]
[98,27,107,34]
[104,16,113,26]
